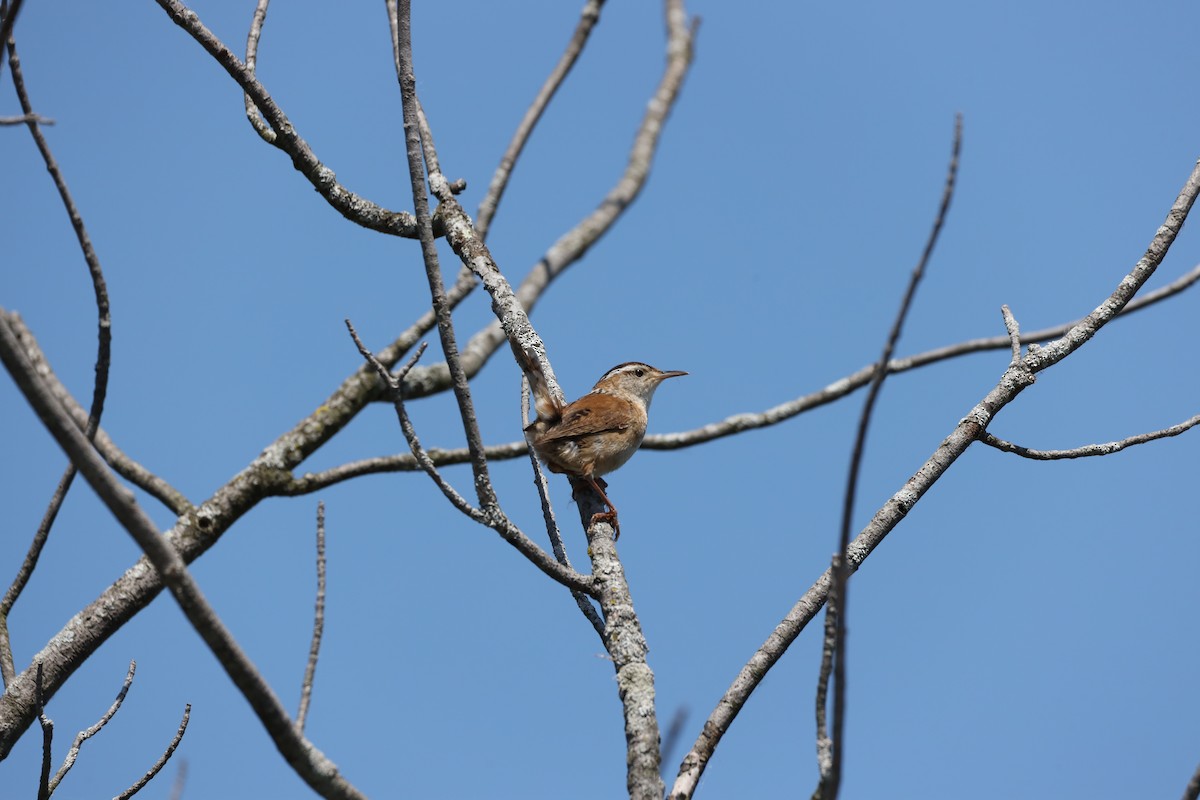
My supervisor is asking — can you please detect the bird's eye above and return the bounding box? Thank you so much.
[635,368,645,377]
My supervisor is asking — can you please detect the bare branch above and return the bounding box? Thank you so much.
[1001,304,1022,365]
[2,315,190,514]
[115,704,191,800]
[47,661,136,794]
[347,328,483,519]
[2,31,114,686]
[0,111,52,124]
[0,262,477,753]
[276,442,530,495]
[812,558,837,792]
[818,113,961,800]
[475,0,606,239]
[242,0,274,141]
[0,0,23,72]
[396,0,696,402]
[346,311,594,596]
[979,415,1200,460]
[393,5,501,516]
[1022,162,1200,373]
[151,0,421,238]
[296,502,327,734]
[672,156,1200,800]
[523,381,605,640]
[37,663,51,800]
[0,313,368,799]
[647,259,1200,452]
[1183,758,1200,800]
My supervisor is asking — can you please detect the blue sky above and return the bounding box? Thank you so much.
[3,1,1199,798]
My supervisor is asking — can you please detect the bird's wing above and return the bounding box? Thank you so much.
[534,393,630,443]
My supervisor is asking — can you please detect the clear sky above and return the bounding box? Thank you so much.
[3,1,1199,798]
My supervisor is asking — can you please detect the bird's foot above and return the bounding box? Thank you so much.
[589,510,620,540]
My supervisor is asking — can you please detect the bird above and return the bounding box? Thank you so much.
[519,349,686,538]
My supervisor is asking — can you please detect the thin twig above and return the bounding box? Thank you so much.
[296,501,327,733]
[48,661,136,794]
[114,704,191,800]
[347,329,481,517]
[1001,304,1021,365]
[277,442,530,495]
[817,114,960,800]
[0,112,52,124]
[2,30,113,686]
[0,313,368,800]
[242,0,274,141]
[812,559,837,791]
[475,0,606,240]
[0,0,23,71]
[979,415,1200,460]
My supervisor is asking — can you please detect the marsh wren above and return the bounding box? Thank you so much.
[520,351,686,538]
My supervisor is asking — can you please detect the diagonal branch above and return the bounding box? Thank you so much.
[47,661,135,794]
[393,0,500,515]
[474,0,606,240]
[0,259,479,756]
[671,157,1200,799]
[0,312,367,800]
[242,0,274,142]
[1,31,113,688]
[114,704,190,800]
[152,0,421,238]
[816,114,961,800]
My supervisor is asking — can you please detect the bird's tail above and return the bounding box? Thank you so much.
[516,347,562,423]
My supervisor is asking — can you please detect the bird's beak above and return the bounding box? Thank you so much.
[659,370,688,381]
